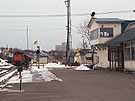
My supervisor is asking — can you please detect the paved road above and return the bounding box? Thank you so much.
[1,69,135,101]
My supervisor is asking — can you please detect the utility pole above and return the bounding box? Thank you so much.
[26,25,29,50]
[65,0,71,66]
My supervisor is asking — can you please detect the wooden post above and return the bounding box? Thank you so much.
[19,71,22,91]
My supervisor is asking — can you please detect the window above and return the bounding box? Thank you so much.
[124,41,135,61]
[90,29,99,40]
[100,28,113,37]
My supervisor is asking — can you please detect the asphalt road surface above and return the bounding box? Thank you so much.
[1,69,135,101]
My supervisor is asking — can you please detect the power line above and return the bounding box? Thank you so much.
[0,14,88,17]
[0,27,65,31]
[0,14,66,17]
[96,10,134,15]
[0,9,133,17]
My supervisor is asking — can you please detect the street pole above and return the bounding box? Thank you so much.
[19,71,22,91]
[65,0,71,66]
[26,25,29,50]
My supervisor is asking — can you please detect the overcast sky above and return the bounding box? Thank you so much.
[0,0,135,50]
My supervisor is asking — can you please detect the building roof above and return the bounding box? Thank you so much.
[88,17,135,28]
[39,51,49,57]
[108,23,135,46]
[95,18,124,23]
[88,17,124,28]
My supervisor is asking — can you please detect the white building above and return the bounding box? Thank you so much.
[55,42,66,51]
[88,18,135,68]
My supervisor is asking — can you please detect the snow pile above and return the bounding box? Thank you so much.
[45,63,66,68]
[32,66,62,82]
[75,64,90,71]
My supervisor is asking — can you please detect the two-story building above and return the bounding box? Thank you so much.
[88,17,135,68]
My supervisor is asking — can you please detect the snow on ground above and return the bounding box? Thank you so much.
[0,58,10,66]
[0,70,7,74]
[31,66,62,82]
[0,65,13,69]
[0,69,17,83]
[7,70,32,84]
[0,58,13,70]
[75,64,91,71]
[0,63,63,92]
[0,88,9,91]
[7,65,62,84]
[44,63,66,69]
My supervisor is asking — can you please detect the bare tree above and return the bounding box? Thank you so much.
[80,36,88,49]
[77,19,92,48]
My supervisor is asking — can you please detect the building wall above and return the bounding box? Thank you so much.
[99,23,122,37]
[89,20,100,45]
[39,57,48,64]
[90,39,99,45]
[90,23,122,45]
[89,19,99,32]
[99,23,122,44]
[97,48,109,68]
[124,61,135,71]
[89,21,122,68]
[32,57,48,64]
[74,53,81,63]
[74,52,99,65]
[124,41,135,71]
[80,54,93,64]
